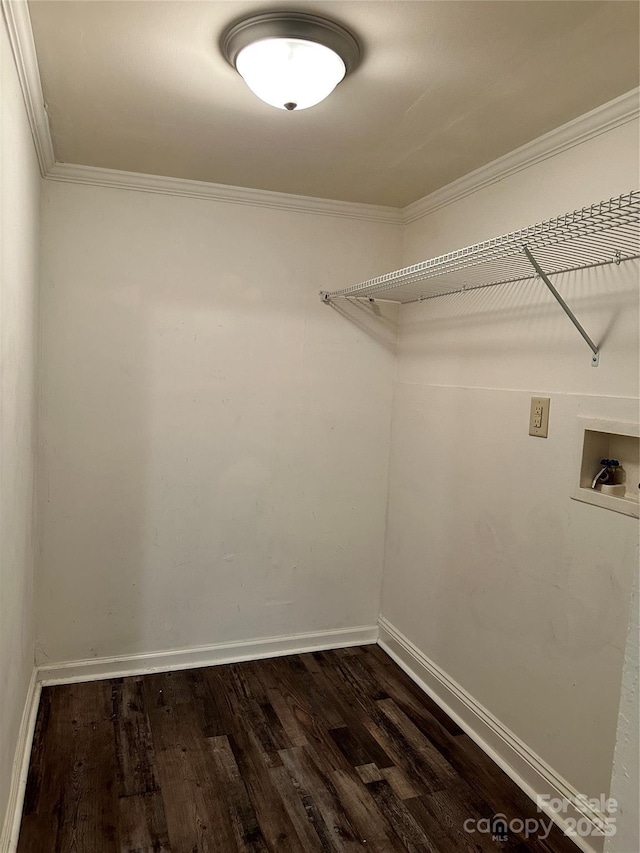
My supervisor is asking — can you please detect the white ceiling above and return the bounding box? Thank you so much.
[28,1,639,207]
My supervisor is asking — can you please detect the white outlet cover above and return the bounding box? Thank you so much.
[529,397,550,438]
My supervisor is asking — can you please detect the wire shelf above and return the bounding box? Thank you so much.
[321,191,640,305]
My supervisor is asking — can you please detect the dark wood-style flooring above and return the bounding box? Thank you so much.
[17,645,578,852]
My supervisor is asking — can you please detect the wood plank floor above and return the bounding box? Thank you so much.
[17,645,579,852]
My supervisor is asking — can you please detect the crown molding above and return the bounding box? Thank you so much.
[3,0,637,226]
[403,88,640,225]
[44,90,638,224]
[1,0,54,176]
[2,0,400,223]
[45,162,404,223]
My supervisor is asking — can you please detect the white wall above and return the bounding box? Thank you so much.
[0,14,40,841]
[606,572,639,853]
[381,119,640,800]
[37,181,401,664]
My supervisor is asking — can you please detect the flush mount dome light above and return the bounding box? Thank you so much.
[221,12,360,111]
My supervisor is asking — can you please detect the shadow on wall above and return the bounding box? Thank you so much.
[394,261,639,382]
[329,261,638,370]
[324,298,399,353]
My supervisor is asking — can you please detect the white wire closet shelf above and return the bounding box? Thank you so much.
[321,191,639,306]
[320,190,640,366]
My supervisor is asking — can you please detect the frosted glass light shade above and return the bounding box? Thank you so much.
[235,38,346,111]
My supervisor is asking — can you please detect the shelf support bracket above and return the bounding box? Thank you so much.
[522,245,599,366]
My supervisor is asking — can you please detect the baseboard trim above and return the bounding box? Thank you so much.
[37,625,379,686]
[0,669,41,853]
[2,625,613,852]
[2,627,376,849]
[377,616,610,853]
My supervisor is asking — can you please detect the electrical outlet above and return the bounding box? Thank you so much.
[529,397,550,437]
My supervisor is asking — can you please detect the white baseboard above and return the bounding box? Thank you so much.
[378,616,611,853]
[37,624,379,686]
[5,621,611,853]
[2,626,375,851]
[0,670,41,853]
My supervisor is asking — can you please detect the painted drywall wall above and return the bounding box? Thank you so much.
[0,14,40,841]
[605,572,639,853]
[381,118,640,801]
[37,181,401,664]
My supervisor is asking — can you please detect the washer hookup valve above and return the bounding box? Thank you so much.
[591,459,620,489]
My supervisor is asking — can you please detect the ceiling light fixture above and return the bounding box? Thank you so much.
[221,12,360,111]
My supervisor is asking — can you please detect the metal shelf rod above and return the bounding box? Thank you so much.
[522,245,600,366]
